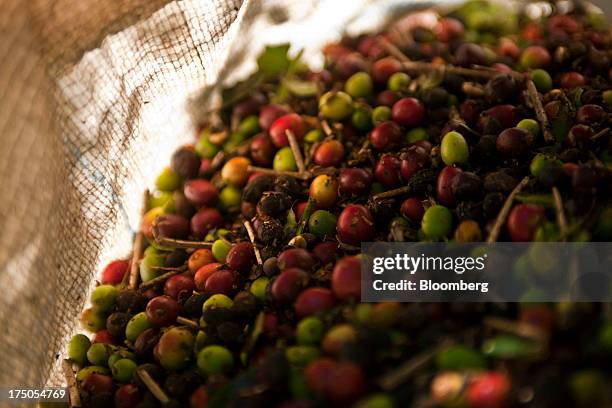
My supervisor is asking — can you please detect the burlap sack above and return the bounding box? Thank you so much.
[0,0,412,389]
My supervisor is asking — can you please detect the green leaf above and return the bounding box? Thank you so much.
[257,44,291,76]
[282,77,319,98]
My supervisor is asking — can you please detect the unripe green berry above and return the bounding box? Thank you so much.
[345,72,373,98]
[440,131,469,165]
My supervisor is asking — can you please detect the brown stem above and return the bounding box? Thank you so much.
[177,316,201,329]
[129,189,149,289]
[208,130,228,145]
[484,317,548,342]
[62,359,81,408]
[139,269,184,290]
[487,176,530,243]
[591,127,610,141]
[321,119,333,137]
[526,79,555,143]
[337,240,361,252]
[373,185,412,200]
[552,187,568,240]
[136,368,170,404]
[462,82,486,97]
[153,230,213,249]
[244,221,263,265]
[286,129,306,174]
[449,105,464,123]
[247,165,311,180]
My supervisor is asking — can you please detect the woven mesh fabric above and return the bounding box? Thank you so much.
[0,0,405,388]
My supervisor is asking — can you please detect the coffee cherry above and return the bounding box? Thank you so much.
[112,358,137,383]
[154,327,195,370]
[125,312,152,342]
[451,172,482,202]
[259,104,290,130]
[270,113,305,147]
[401,198,425,222]
[295,287,336,318]
[277,248,316,271]
[203,293,233,312]
[226,242,255,273]
[345,72,373,98]
[375,154,401,187]
[370,121,402,151]
[377,90,400,107]
[441,131,469,165]
[331,256,361,300]
[560,71,586,89]
[81,373,114,396]
[454,220,482,242]
[273,147,298,171]
[153,214,190,240]
[101,260,129,285]
[351,104,373,131]
[422,205,453,240]
[430,372,465,405]
[221,157,251,187]
[250,276,269,301]
[68,334,91,366]
[115,384,141,408]
[190,208,222,240]
[517,118,540,138]
[308,210,338,239]
[371,106,392,126]
[520,46,551,69]
[297,316,325,345]
[211,239,231,262]
[455,43,486,67]
[576,104,605,125]
[437,166,462,206]
[392,97,425,127]
[146,296,178,327]
[163,274,195,300]
[337,204,375,245]
[319,91,354,120]
[388,72,410,92]
[250,133,275,166]
[184,179,218,207]
[271,268,309,303]
[197,345,234,375]
[87,342,110,366]
[531,69,553,93]
[314,140,344,167]
[466,372,511,408]
[309,359,365,404]
[371,57,402,83]
[309,174,338,209]
[400,146,430,181]
[91,284,119,313]
[106,312,129,340]
[335,51,368,78]
[496,127,534,156]
[507,204,545,241]
[205,269,239,296]
[170,148,198,183]
[434,17,465,42]
[339,168,372,197]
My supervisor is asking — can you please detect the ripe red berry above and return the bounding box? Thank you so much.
[184,179,218,207]
[189,386,210,408]
[313,241,341,265]
[376,90,400,107]
[466,372,511,408]
[401,198,425,221]
[271,268,310,303]
[576,104,605,125]
[277,248,316,271]
[269,113,305,148]
[93,329,118,345]
[370,121,402,151]
[81,373,114,396]
[295,287,336,317]
[339,168,373,197]
[314,140,345,168]
[392,97,425,127]
[259,104,290,130]
[507,204,545,242]
[400,145,431,181]
[226,242,256,273]
[101,259,129,285]
[115,384,141,408]
[371,57,402,83]
[164,274,195,300]
[337,204,375,245]
[375,154,402,187]
[434,17,464,42]
[437,166,463,206]
[331,256,361,300]
[190,208,223,240]
[479,104,518,131]
[204,269,239,296]
[194,263,222,292]
[250,133,275,166]
[496,127,534,157]
[153,214,191,240]
[305,358,366,404]
[335,52,368,78]
[455,43,486,67]
[146,295,179,327]
[559,71,586,89]
[520,45,551,69]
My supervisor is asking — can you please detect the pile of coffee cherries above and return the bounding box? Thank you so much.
[68,1,612,407]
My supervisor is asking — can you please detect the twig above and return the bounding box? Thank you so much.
[462,82,486,97]
[321,120,333,137]
[208,130,228,145]
[247,165,311,180]
[139,269,183,290]
[296,199,315,236]
[526,79,555,143]
[286,129,306,174]
[177,316,201,329]
[373,185,412,200]
[591,127,610,141]
[378,342,451,390]
[153,233,213,249]
[338,240,361,252]
[484,317,548,342]
[487,177,530,243]
[129,189,149,289]
[62,359,81,408]
[136,368,170,404]
[449,105,464,123]
[551,187,568,240]
[244,221,263,265]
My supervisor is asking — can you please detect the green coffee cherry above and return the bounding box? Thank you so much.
[319,91,354,120]
[250,276,270,301]
[308,210,337,238]
[603,90,612,107]
[87,343,111,366]
[139,251,165,282]
[273,147,298,172]
[304,129,324,143]
[296,316,325,345]
[237,115,261,137]
[388,72,410,92]
[595,208,612,240]
[68,334,91,366]
[125,312,152,342]
[155,167,181,191]
[219,186,242,209]
[534,222,560,242]
[90,285,118,313]
[436,345,486,370]
[531,69,553,93]
[212,239,232,262]
[351,105,373,131]
[406,127,428,143]
[285,346,321,367]
[197,345,234,375]
[203,294,233,311]
[195,133,220,159]
[517,118,540,138]
[111,359,138,383]
[371,106,392,126]
[80,308,106,332]
[76,366,110,381]
[530,154,561,178]
[421,205,453,240]
[355,393,395,408]
[345,72,373,98]
[440,131,469,165]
